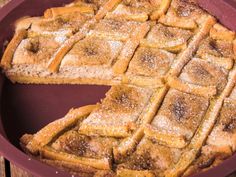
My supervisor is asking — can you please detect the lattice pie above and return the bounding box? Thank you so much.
[1,0,236,176]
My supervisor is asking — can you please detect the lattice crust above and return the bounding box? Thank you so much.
[145,89,209,148]
[79,85,154,137]
[1,0,236,176]
[29,13,90,37]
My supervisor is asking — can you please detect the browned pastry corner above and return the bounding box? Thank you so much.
[0,0,236,177]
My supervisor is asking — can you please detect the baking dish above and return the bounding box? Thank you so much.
[0,1,236,177]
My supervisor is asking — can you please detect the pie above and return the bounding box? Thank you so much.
[1,0,236,177]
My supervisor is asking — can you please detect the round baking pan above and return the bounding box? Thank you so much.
[0,1,236,177]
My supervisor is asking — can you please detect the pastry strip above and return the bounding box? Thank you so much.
[167,76,217,98]
[112,22,150,74]
[122,75,164,88]
[117,169,154,177]
[95,0,122,20]
[105,4,149,22]
[114,86,168,160]
[40,146,111,170]
[1,29,27,69]
[44,6,94,18]
[150,0,172,20]
[166,16,216,77]
[47,30,87,72]
[144,126,187,148]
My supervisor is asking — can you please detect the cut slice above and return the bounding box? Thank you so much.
[141,24,193,53]
[145,89,209,148]
[20,105,119,171]
[79,85,154,137]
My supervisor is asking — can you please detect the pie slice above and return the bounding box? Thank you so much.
[141,23,193,53]
[123,47,175,87]
[145,89,209,148]
[79,85,154,137]
[1,0,236,176]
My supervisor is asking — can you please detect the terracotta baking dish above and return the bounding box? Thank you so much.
[0,0,236,177]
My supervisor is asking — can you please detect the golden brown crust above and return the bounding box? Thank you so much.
[44,6,94,19]
[95,0,122,20]
[40,146,111,170]
[145,126,188,148]
[47,31,87,72]
[210,23,235,41]
[167,76,217,98]
[165,65,236,177]
[25,105,96,154]
[1,29,28,69]
[150,0,172,20]
[112,22,150,74]
[5,73,120,85]
[79,85,153,137]
[113,87,168,160]
[166,16,216,77]
[105,4,149,22]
